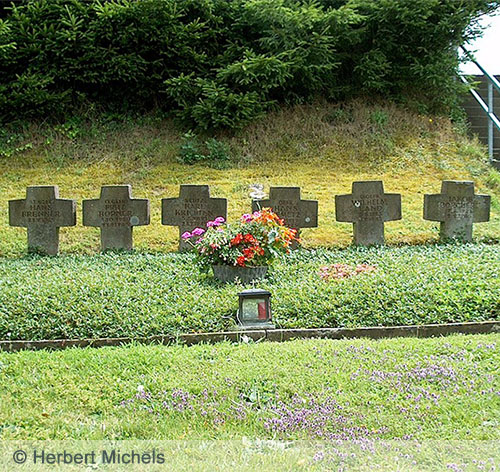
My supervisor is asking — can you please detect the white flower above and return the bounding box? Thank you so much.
[249,183,264,191]
[250,191,266,199]
[268,229,278,243]
[249,183,266,200]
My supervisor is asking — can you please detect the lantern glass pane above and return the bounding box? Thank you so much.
[241,298,268,322]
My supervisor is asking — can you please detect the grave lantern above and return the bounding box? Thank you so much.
[237,289,274,329]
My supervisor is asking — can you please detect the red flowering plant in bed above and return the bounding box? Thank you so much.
[182,209,298,270]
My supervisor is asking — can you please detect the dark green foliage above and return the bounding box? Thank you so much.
[178,131,231,166]
[0,127,32,157]
[0,0,498,129]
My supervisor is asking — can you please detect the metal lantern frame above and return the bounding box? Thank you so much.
[237,288,275,329]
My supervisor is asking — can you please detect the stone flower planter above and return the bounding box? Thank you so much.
[212,265,268,284]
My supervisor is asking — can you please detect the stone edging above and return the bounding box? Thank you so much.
[0,321,498,353]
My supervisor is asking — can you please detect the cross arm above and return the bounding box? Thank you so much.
[251,199,270,213]
[335,194,356,222]
[383,194,402,222]
[82,199,102,227]
[423,194,445,222]
[209,199,227,220]
[53,199,77,227]
[129,199,150,226]
[473,195,491,223]
[8,199,28,227]
[298,200,318,228]
[161,198,182,226]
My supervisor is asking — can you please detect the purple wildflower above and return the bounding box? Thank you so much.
[313,451,325,462]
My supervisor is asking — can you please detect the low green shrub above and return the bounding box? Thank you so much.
[177,131,231,167]
[0,128,32,158]
[177,131,205,164]
[0,244,498,341]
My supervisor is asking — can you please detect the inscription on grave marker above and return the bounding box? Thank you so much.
[335,181,401,246]
[21,200,62,223]
[423,180,490,241]
[83,185,149,250]
[162,185,227,250]
[9,186,76,255]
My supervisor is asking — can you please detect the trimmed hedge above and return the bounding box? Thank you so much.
[0,0,497,128]
[0,244,498,341]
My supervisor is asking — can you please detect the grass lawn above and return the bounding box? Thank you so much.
[0,102,499,257]
[0,334,498,440]
[0,244,498,341]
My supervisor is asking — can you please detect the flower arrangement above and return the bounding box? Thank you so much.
[182,208,298,269]
[319,263,377,281]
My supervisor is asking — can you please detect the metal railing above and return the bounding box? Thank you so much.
[459,45,500,164]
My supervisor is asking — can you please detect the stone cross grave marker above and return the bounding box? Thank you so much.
[335,181,401,246]
[252,187,318,247]
[162,185,227,250]
[83,185,150,251]
[423,180,490,242]
[9,186,76,255]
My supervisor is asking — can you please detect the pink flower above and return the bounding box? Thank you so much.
[241,213,253,223]
[319,263,376,281]
[181,231,192,239]
[252,211,261,218]
[207,216,225,227]
[355,264,377,274]
[192,227,206,236]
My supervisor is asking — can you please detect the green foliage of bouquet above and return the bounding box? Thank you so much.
[182,208,298,269]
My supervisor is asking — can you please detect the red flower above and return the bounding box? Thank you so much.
[236,256,246,267]
[230,234,243,246]
[243,233,256,244]
[243,247,254,259]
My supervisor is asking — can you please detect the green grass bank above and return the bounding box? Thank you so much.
[0,334,498,440]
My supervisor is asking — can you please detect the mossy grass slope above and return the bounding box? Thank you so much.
[0,101,499,257]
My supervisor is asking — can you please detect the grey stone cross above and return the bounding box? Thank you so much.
[162,185,227,250]
[335,180,401,246]
[252,186,318,247]
[83,185,150,251]
[9,185,76,255]
[423,180,490,242]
